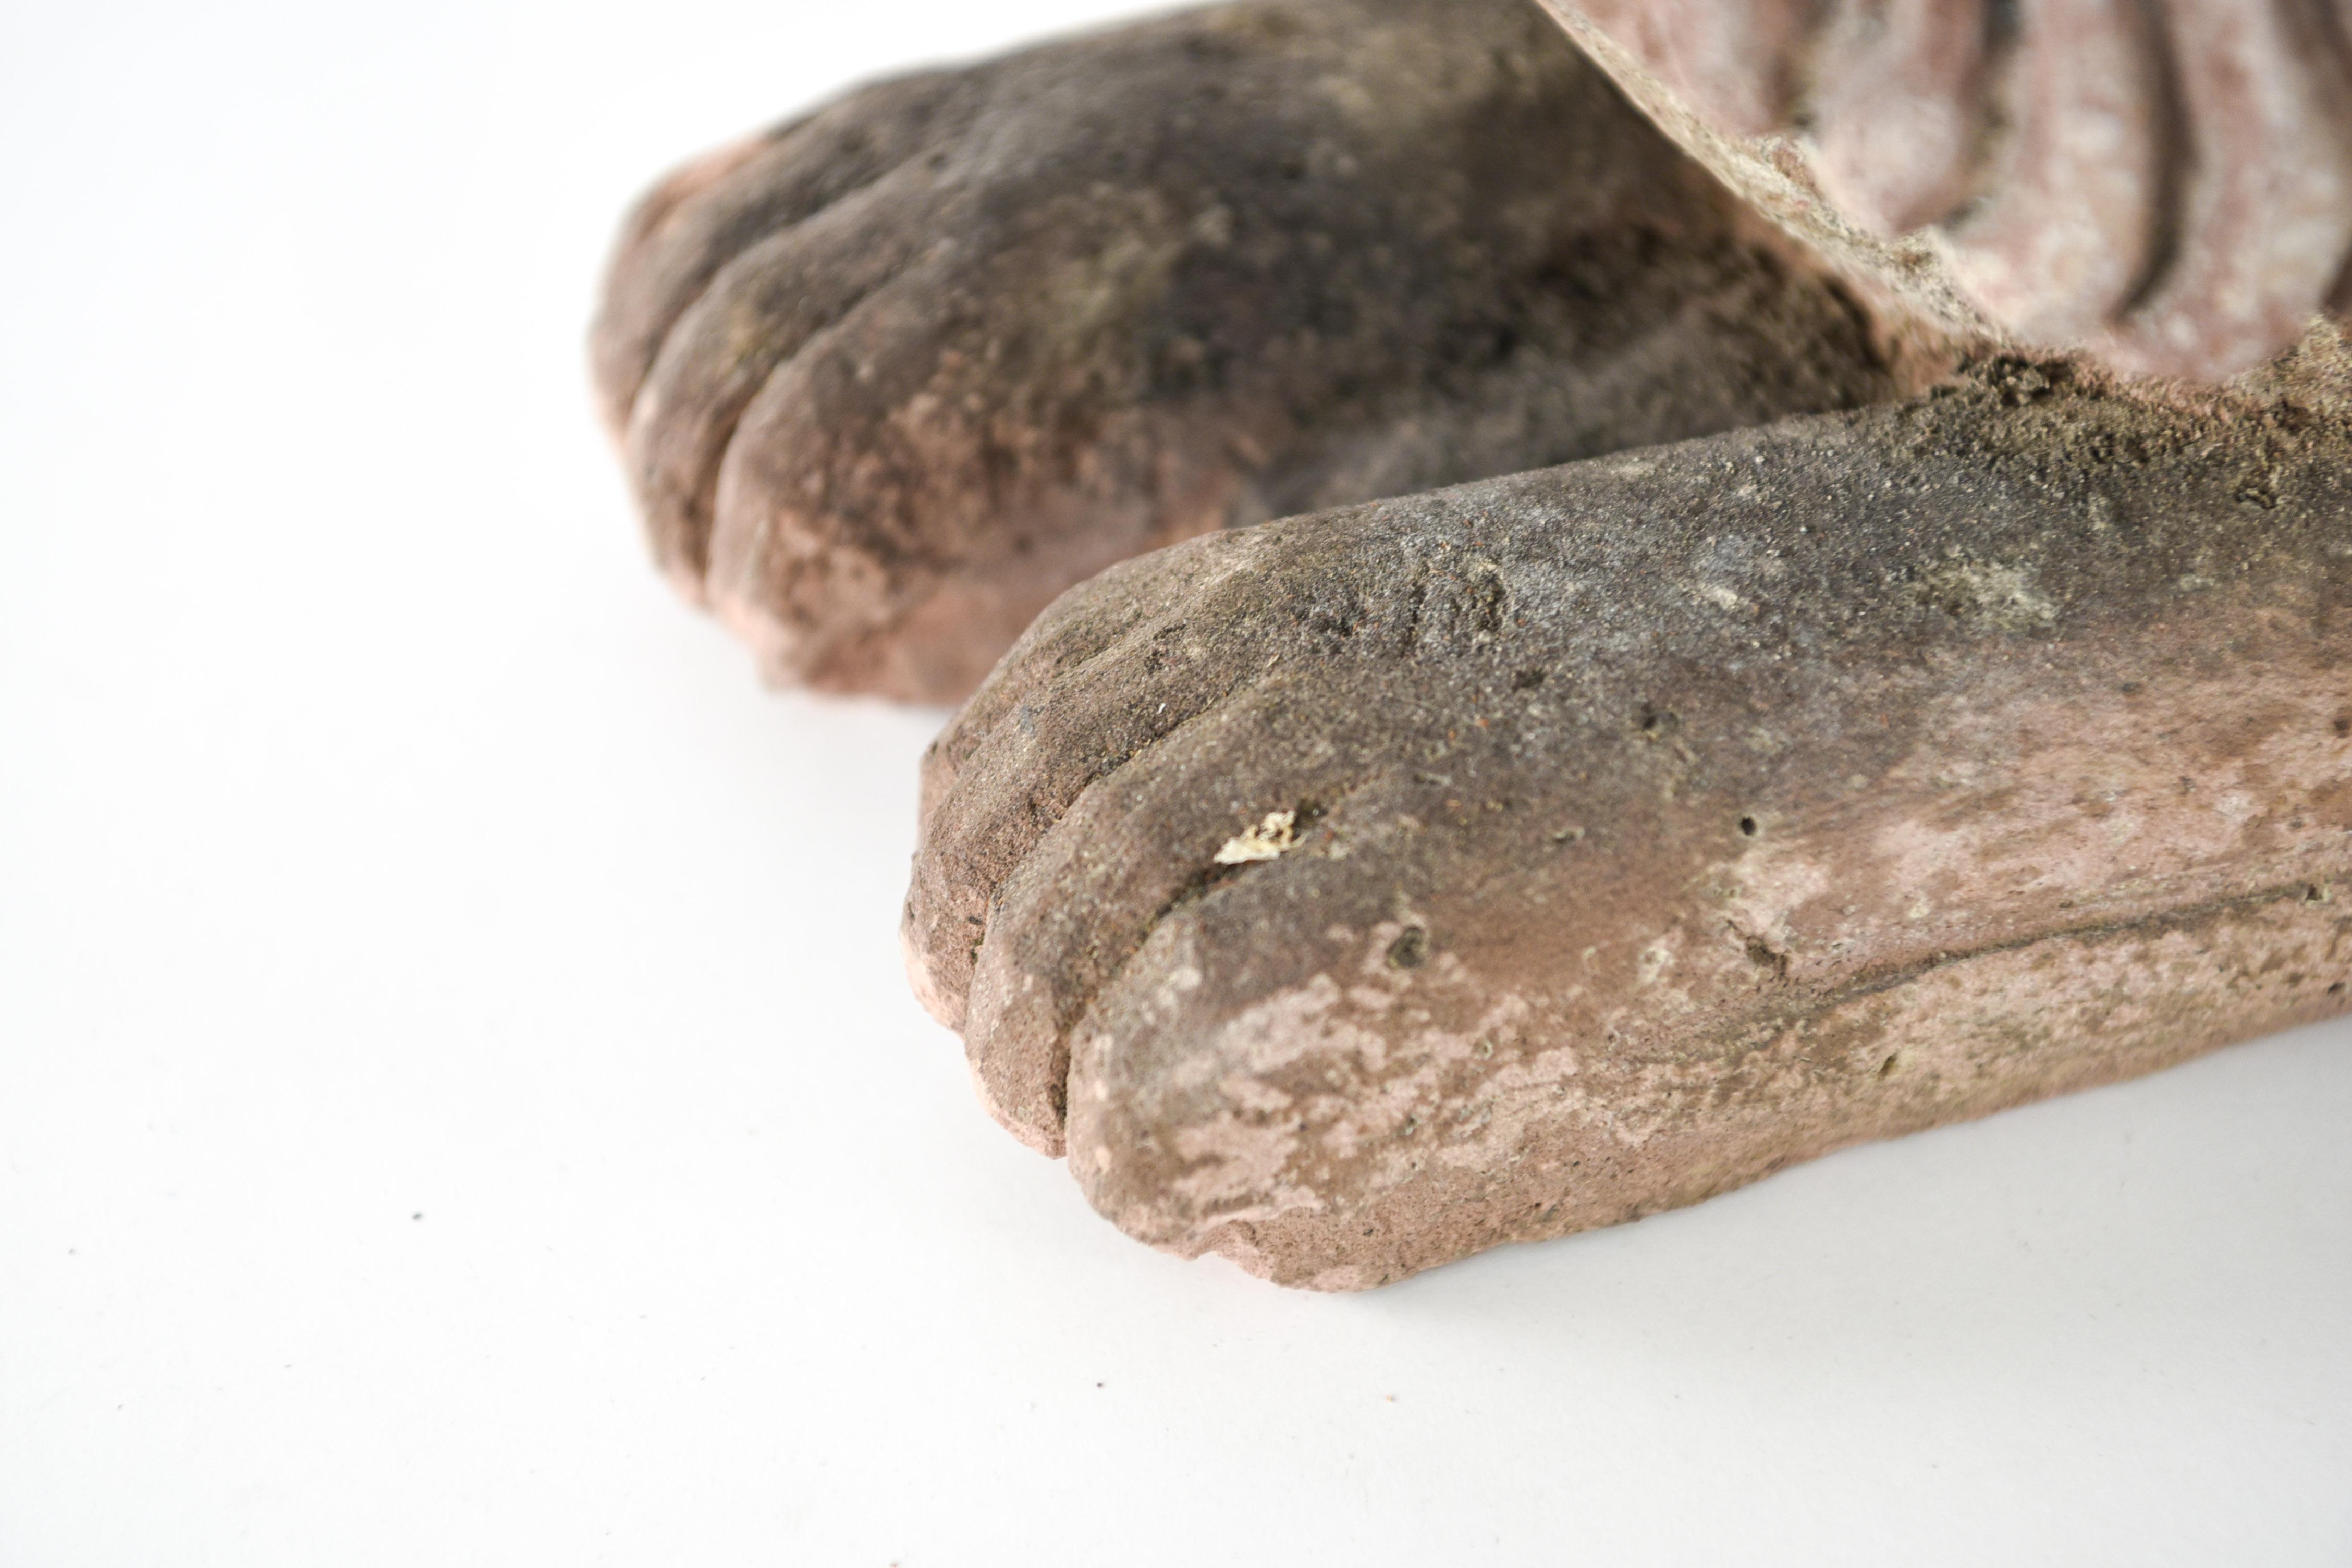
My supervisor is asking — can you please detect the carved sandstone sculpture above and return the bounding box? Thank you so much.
[596,0,2352,1286]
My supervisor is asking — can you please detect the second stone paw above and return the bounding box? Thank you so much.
[594,0,1943,702]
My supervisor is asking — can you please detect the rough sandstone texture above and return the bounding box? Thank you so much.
[905,342,2352,1288]
[1543,0,2352,382]
[591,0,1953,701]
[589,0,2352,1286]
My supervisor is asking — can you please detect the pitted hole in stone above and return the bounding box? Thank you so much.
[1877,1051,1901,1080]
[1742,934,1789,979]
[1738,815,1758,837]
[1387,927,1429,970]
[2332,982,2347,997]
[2306,884,2333,904]
[1512,668,1547,691]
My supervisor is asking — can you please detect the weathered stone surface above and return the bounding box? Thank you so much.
[905,338,2352,1287]
[1544,0,2352,383]
[590,0,2352,1286]
[592,0,1953,701]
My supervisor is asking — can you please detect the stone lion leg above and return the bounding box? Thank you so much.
[592,0,1949,702]
[904,340,2352,1286]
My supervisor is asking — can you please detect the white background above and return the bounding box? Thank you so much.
[4,2,2349,1563]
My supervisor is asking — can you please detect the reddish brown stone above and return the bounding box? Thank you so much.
[906,340,2352,1286]
[1544,0,2352,381]
[589,0,2352,1287]
[592,0,1950,702]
